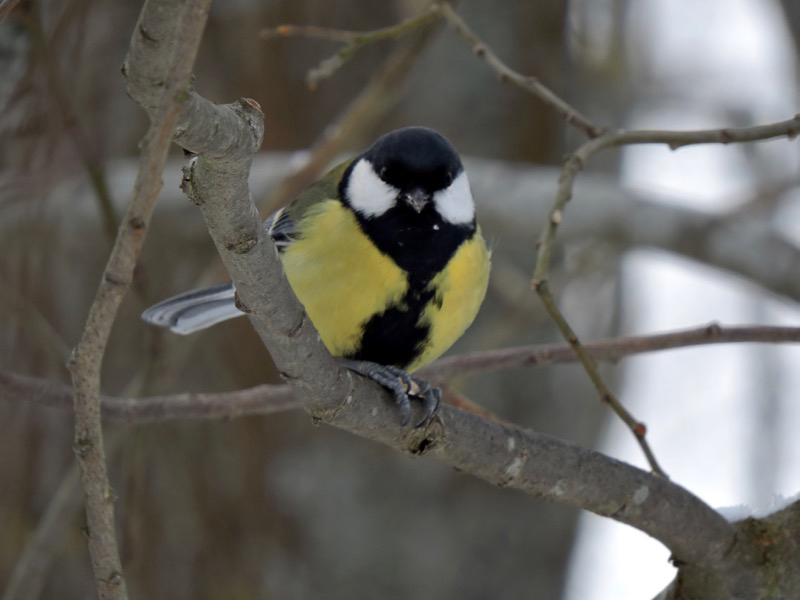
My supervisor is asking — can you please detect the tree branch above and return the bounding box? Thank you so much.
[260,3,440,89]
[67,2,211,598]
[536,116,800,281]
[424,323,800,380]
[8,324,800,423]
[1,433,126,600]
[532,115,800,476]
[260,3,604,138]
[121,54,737,573]
[0,369,296,423]
[0,374,738,572]
[0,0,21,22]
[53,154,800,306]
[260,10,443,215]
[437,3,604,138]
[107,5,800,594]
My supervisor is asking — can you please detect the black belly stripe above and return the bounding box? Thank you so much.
[342,199,477,369]
[346,284,435,369]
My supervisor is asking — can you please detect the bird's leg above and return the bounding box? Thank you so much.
[340,360,441,428]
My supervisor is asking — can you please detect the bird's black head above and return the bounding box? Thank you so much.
[342,127,474,225]
[341,127,476,280]
[365,127,462,201]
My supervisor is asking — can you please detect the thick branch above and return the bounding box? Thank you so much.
[148,95,738,576]
[118,8,800,589]
[0,374,738,571]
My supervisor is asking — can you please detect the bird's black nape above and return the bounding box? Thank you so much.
[360,126,463,196]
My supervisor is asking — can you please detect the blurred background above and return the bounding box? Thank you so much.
[1,0,799,598]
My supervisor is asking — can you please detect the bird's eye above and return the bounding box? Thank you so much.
[379,167,388,179]
[446,172,454,185]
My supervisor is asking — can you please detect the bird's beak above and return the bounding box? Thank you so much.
[403,188,430,213]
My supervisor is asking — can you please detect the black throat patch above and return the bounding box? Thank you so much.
[356,202,474,286]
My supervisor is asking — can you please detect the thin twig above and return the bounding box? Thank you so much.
[539,279,668,474]
[10,324,800,423]
[27,4,119,238]
[261,12,443,215]
[532,114,800,476]
[264,3,606,136]
[2,462,84,600]
[437,3,605,139]
[425,323,800,380]
[1,432,126,600]
[0,0,21,22]
[1,370,297,422]
[599,116,800,150]
[261,4,441,89]
[67,2,211,598]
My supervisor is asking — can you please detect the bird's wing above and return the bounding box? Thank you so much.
[265,207,293,251]
[266,158,354,251]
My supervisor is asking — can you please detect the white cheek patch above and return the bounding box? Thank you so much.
[433,170,475,224]
[346,159,398,218]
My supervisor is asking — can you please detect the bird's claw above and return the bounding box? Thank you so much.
[341,360,441,428]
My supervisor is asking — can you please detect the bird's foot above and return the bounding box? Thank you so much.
[341,360,441,428]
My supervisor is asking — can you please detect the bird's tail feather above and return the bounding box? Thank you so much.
[141,282,242,335]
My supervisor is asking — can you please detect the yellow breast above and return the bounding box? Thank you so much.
[279,200,490,371]
[410,229,489,371]
[279,200,409,358]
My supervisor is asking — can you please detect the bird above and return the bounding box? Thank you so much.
[142,126,490,427]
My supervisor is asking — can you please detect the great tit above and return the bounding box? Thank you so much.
[142,127,490,427]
